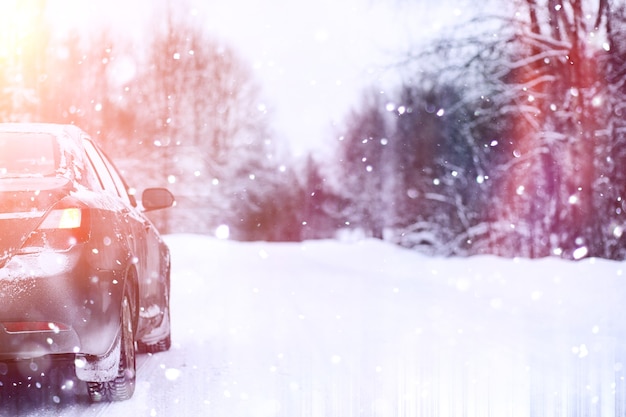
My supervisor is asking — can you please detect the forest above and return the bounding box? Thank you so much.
[2,0,626,260]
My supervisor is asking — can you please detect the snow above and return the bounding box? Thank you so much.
[3,233,626,416]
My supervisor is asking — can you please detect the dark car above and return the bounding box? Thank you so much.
[0,123,174,402]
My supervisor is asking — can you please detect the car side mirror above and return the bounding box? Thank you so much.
[142,188,175,212]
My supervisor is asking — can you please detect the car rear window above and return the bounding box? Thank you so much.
[0,133,58,178]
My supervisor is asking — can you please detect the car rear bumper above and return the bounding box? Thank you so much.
[0,247,124,360]
[0,323,81,360]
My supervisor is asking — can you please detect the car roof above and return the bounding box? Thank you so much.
[0,122,87,138]
[0,123,92,156]
[0,123,97,182]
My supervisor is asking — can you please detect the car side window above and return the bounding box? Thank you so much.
[83,139,133,206]
[72,148,104,191]
[98,147,137,208]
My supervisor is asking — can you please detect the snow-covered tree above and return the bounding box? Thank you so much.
[475,0,613,258]
[125,10,289,237]
[392,0,621,258]
[336,90,393,239]
[300,155,343,240]
[336,80,489,255]
[596,2,626,259]
[335,0,626,258]
[36,31,130,141]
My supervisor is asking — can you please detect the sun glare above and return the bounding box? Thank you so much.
[0,0,45,59]
[44,0,93,32]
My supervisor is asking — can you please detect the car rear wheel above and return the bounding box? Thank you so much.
[86,293,136,402]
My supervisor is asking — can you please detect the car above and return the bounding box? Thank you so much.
[0,123,174,402]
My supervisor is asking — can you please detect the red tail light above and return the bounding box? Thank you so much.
[40,208,83,229]
[22,202,91,251]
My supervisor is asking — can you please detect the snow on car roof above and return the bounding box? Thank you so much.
[0,122,87,139]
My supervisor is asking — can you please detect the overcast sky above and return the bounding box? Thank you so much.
[45,0,476,156]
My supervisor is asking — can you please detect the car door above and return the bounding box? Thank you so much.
[82,138,168,337]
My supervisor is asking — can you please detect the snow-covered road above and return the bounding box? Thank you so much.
[3,234,626,416]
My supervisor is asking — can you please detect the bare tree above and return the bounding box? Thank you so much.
[128,10,282,236]
[336,90,393,239]
[493,0,611,258]
[409,0,615,258]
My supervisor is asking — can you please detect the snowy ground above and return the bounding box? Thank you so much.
[2,233,626,416]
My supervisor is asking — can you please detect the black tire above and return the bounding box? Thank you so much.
[86,294,136,402]
[137,334,171,354]
[137,265,172,354]
[137,308,171,354]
